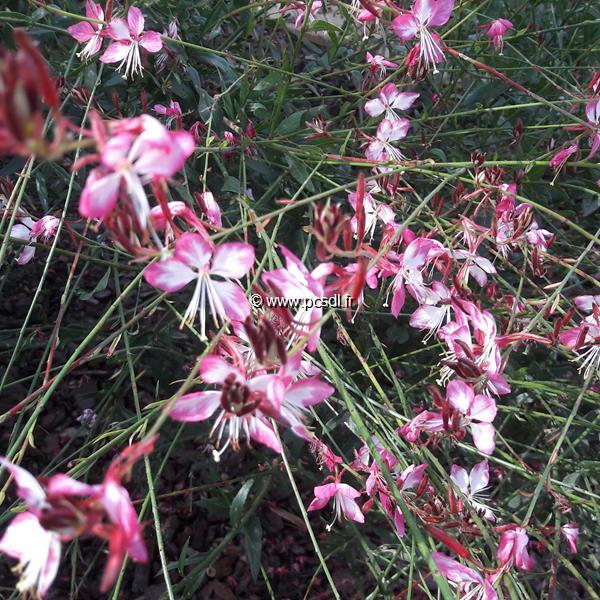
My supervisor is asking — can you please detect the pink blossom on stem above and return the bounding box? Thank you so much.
[308,480,364,529]
[10,215,59,265]
[154,100,182,129]
[450,459,496,521]
[392,0,455,73]
[262,246,334,352]
[100,7,163,79]
[366,52,398,77]
[446,380,497,455]
[585,98,600,158]
[79,114,195,226]
[432,552,498,600]
[561,523,579,553]
[144,233,254,337]
[67,0,105,61]
[365,118,410,162]
[497,526,533,571]
[364,83,419,121]
[486,19,513,53]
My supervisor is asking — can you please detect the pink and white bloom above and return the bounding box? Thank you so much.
[308,480,364,529]
[450,460,496,521]
[79,115,195,226]
[387,237,440,317]
[561,523,579,553]
[0,512,61,597]
[392,0,455,72]
[168,353,282,457]
[432,552,498,600]
[280,1,323,30]
[0,441,152,597]
[144,233,254,338]
[486,19,512,53]
[365,118,410,162]
[154,100,182,129]
[364,84,419,121]
[549,143,578,182]
[197,190,223,228]
[100,7,163,79]
[67,0,105,61]
[348,188,395,241]
[574,294,600,313]
[585,98,600,158]
[10,215,59,265]
[262,246,334,352]
[366,52,398,77]
[150,200,208,243]
[559,313,600,378]
[497,526,533,571]
[409,281,453,339]
[446,380,497,455]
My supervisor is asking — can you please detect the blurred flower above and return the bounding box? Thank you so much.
[486,18,512,53]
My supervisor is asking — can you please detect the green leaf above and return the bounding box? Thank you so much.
[222,175,241,195]
[275,110,306,136]
[230,479,254,526]
[78,267,111,301]
[310,19,342,34]
[243,515,262,581]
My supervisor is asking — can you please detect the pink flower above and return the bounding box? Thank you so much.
[446,380,497,455]
[387,237,440,317]
[561,523,579,553]
[262,246,334,352]
[144,233,254,338]
[392,0,455,72]
[196,190,223,228]
[559,313,600,378]
[79,115,195,226]
[497,526,533,571]
[10,215,59,265]
[433,552,498,600]
[486,18,512,53]
[549,143,578,182]
[450,459,496,521]
[364,84,419,121]
[100,7,163,79]
[168,353,282,457]
[150,200,208,243]
[280,2,323,30]
[348,187,395,241]
[308,481,364,528]
[585,98,600,158]
[67,0,105,61]
[366,52,398,77]
[574,294,600,312]
[365,118,410,162]
[409,281,453,339]
[154,100,182,129]
[0,512,61,597]
[0,440,153,597]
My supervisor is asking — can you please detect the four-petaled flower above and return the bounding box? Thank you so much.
[100,7,163,79]
[144,233,254,337]
[67,0,105,61]
[392,0,455,73]
[308,480,364,529]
